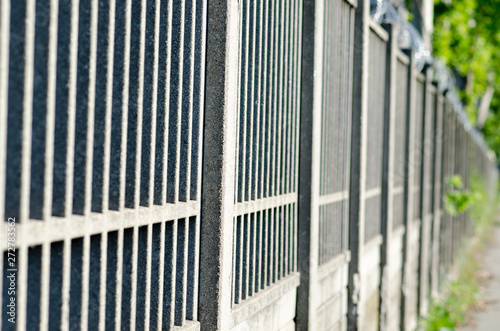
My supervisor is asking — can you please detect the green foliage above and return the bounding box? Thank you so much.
[444,175,471,216]
[433,0,500,157]
[469,172,496,234]
[421,175,497,330]
[422,253,481,330]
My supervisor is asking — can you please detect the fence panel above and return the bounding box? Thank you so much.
[364,24,387,244]
[0,0,207,330]
[392,54,410,231]
[230,0,302,329]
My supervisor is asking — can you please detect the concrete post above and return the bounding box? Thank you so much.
[348,0,369,329]
[379,22,398,331]
[198,1,239,330]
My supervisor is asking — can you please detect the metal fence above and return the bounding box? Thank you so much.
[0,0,498,331]
[0,0,206,329]
[231,0,302,307]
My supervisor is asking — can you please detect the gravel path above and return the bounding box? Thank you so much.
[459,225,500,331]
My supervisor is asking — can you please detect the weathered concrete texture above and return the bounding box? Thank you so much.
[230,287,297,331]
[459,226,500,331]
[359,237,382,331]
[315,258,350,330]
[418,216,433,316]
[199,0,240,330]
[404,220,421,331]
[386,227,405,331]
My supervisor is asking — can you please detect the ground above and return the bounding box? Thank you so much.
[459,225,500,330]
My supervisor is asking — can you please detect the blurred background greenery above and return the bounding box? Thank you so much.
[433,0,500,158]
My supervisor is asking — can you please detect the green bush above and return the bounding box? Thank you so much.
[434,0,500,158]
[421,173,497,330]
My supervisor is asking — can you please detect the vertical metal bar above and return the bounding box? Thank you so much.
[292,204,298,272]
[147,0,161,208]
[102,0,116,214]
[63,0,80,217]
[168,219,178,328]
[83,0,98,216]
[245,213,250,297]
[233,3,242,205]
[232,217,238,303]
[325,0,334,197]
[118,0,132,211]
[60,239,71,330]
[256,0,265,200]
[16,245,28,331]
[337,0,345,200]
[194,0,208,203]
[156,221,165,330]
[129,227,138,331]
[290,0,297,196]
[159,0,173,205]
[288,203,292,273]
[237,217,243,301]
[191,214,201,320]
[133,0,147,210]
[117,229,128,331]
[143,223,152,330]
[319,0,329,197]
[256,210,262,291]
[80,235,90,330]
[259,0,269,200]
[279,205,284,279]
[98,233,107,331]
[319,207,323,265]
[240,0,249,203]
[248,0,257,202]
[294,0,302,272]
[252,0,262,201]
[276,0,285,197]
[270,207,277,283]
[251,213,257,295]
[283,0,291,196]
[172,0,185,201]
[341,1,349,203]
[39,243,50,331]
[289,0,297,197]
[19,0,35,223]
[264,1,274,199]
[185,0,197,204]
[292,0,300,196]
[284,197,289,276]
[263,209,269,287]
[181,219,189,324]
[42,0,59,221]
[332,0,341,197]
[270,0,278,198]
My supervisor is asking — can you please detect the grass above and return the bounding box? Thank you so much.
[420,174,498,331]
